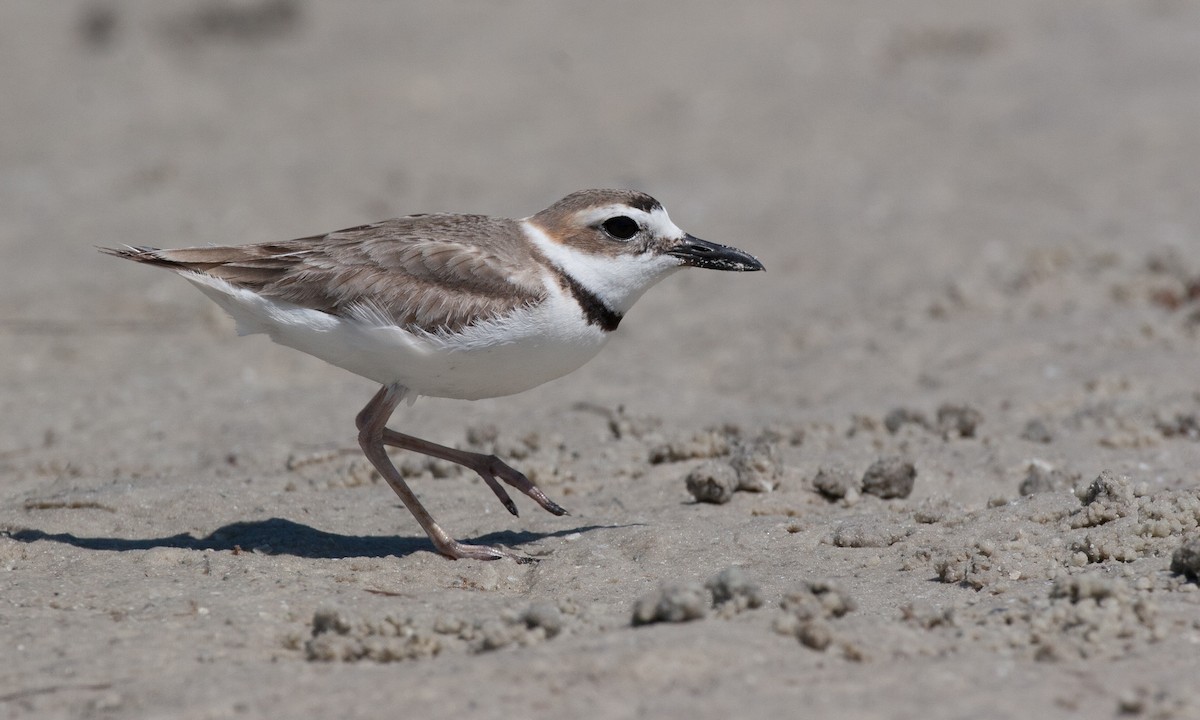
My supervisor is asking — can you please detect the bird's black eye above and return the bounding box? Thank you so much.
[601,215,640,240]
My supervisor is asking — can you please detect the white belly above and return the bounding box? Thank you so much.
[185,273,611,400]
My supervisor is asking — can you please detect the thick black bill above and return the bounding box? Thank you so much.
[667,234,765,272]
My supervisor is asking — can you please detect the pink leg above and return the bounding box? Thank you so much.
[355,385,566,560]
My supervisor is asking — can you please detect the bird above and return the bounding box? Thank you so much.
[101,189,765,560]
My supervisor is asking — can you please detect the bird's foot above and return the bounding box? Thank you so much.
[475,455,569,517]
[433,538,538,563]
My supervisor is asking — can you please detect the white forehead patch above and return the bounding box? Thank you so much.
[645,206,687,240]
[576,204,687,241]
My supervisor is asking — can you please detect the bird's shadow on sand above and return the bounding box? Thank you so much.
[4,517,614,560]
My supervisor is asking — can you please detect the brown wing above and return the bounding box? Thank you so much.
[101,214,547,333]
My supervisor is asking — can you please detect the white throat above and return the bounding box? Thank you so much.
[521,220,683,315]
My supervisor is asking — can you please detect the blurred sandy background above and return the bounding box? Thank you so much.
[3,2,1200,718]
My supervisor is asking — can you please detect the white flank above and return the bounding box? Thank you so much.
[182,270,613,401]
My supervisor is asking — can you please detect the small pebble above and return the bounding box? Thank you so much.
[936,403,982,438]
[1019,463,1071,496]
[1171,536,1200,580]
[705,567,764,612]
[796,620,833,651]
[685,460,739,504]
[813,465,859,501]
[730,438,783,492]
[1076,469,1134,505]
[884,407,928,434]
[521,602,565,638]
[861,457,916,499]
[1020,419,1054,443]
[632,583,709,626]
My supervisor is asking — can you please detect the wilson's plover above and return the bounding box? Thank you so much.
[102,189,764,560]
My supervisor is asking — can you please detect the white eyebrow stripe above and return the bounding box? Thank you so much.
[574,204,652,227]
[574,205,686,241]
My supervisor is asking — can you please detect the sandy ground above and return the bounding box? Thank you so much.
[3,1,1200,718]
